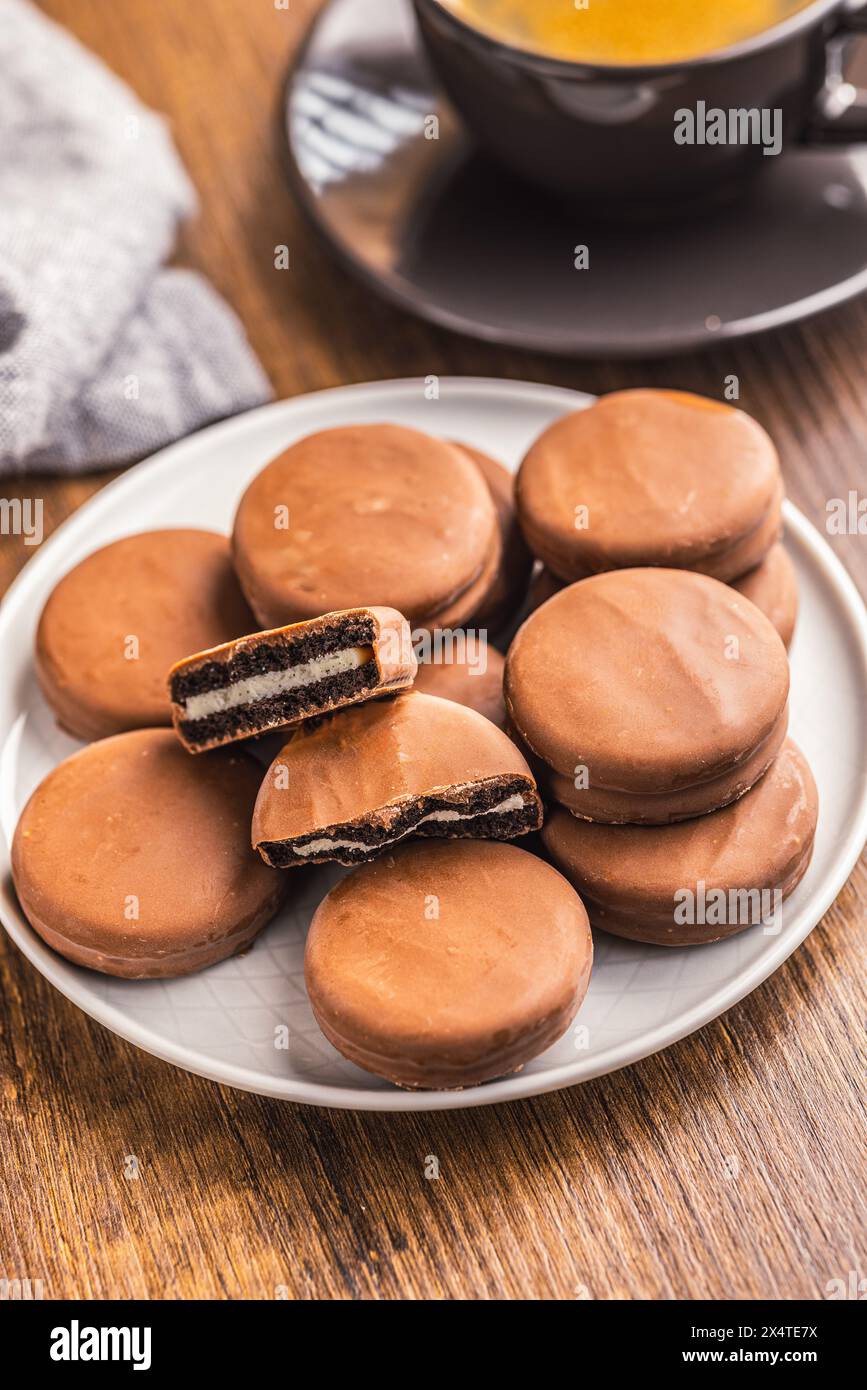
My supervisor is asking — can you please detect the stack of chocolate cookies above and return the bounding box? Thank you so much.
[12,391,818,1091]
[509,389,817,945]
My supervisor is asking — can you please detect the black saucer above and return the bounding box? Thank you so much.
[281,0,867,357]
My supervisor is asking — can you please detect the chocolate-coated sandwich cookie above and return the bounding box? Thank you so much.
[11,729,286,978]
[232,424,500,629]
[455,443,533,632]
[169,607,416,752]
[542,740,818,946]
[305,839,593,1089]
[732,543,799,649]
[516,390,783,583]
[252,691,542,867]
[505,568,790,824]
[413,642,506,729]
[36,529,254,742]
[527,547,799,648]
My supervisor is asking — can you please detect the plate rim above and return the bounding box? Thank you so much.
[1,376,866,1112]
[279,0,867,359]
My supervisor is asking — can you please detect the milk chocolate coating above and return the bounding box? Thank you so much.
[252,691,542,866]
[542,740,818,946]
[529,540,798,650]
[232,424,500,629]
[505,568,790,822]
[539,707,789,824]
[516,390,782,583]
[454,443,533,632]
[414,643,506,729]
[732,543,799,649]
[11,729,286,978]
[36,529,255,742]
[413,524,501,632]
[305,839,593,1088]
[168,606,417,752]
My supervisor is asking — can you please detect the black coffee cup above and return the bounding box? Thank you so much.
[413,0,867,211]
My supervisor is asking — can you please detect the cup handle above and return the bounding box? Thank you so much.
[803,2,867,142]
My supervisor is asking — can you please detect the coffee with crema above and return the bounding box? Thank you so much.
[440,0,811,65]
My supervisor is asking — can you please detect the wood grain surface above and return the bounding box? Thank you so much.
[0,0,865,1301]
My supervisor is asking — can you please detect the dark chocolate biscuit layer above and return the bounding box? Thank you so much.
[258,773,540,867]
[170,613,376,703]
[252,691,543,868]
[176,662,379,748]
[169,606,417,753]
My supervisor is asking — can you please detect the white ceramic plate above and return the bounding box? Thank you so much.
[1,378,866,1112]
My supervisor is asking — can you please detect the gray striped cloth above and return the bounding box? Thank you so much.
[0,0,272,475]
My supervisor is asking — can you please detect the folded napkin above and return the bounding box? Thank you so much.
[0,0,272,475]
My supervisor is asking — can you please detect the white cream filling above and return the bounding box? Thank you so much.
[291,793,527,857]
[182,646,372,721]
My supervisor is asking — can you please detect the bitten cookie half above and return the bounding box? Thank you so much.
[168,606,417,752]
[305,839,593,1089]
[252,691,543,867]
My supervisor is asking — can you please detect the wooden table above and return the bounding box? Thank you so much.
[1,0,864,1301]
